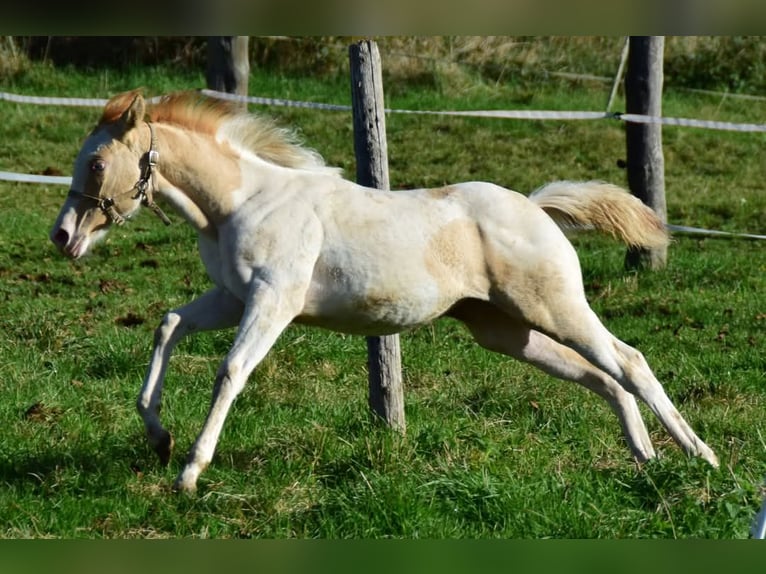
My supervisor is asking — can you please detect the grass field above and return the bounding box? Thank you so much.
[1,40,765,538]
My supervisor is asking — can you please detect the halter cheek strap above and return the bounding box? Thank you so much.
[72,122,171,227]
[136,123,171,226]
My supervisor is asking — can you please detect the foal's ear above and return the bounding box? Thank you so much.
[118,93,146,132]
[101,89,146,130]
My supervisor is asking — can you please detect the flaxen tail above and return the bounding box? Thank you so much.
[529,180,670,249]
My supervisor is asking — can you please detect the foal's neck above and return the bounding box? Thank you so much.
[152,123,246,236]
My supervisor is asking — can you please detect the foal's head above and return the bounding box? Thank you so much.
[50,90,152,258]
[51,87,339,258]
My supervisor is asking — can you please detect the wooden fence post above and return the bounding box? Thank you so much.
[624,35,667,270]
[206,36,250,111]
[349,40,406,432]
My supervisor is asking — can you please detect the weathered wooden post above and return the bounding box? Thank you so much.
[206,36,250,111]
[349,40,406,432]
[624,36,667,270]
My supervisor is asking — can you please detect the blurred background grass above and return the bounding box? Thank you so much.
[3,36,766,95]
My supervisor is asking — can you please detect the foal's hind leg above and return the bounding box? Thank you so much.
[581,320,718,466]
[533,302,719,467]
[137,287,244,465]
[451,302,656,461]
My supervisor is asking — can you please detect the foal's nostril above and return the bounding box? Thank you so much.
[52,228,70,248]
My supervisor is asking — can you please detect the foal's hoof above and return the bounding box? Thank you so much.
[172,471,199,494]
[700,445,719,469]
[153,431,175,466]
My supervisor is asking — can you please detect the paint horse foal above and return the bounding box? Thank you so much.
[50,90,718,492]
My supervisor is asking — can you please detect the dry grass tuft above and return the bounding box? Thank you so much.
[0,36,29,76]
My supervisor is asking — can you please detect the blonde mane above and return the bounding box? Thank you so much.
[102,90,341,175]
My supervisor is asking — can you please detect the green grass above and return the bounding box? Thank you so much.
[1,55,765,538]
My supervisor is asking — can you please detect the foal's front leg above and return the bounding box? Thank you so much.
[137,287,244,465]
[173,278,302,493]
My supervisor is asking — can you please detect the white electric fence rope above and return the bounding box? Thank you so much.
[2,89,765,133]
[0,171,72,185]
[0,92,164,107]
[201,89,766,132]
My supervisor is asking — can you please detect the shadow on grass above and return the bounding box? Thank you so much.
[590,456,758,538]
[0,434,151,493]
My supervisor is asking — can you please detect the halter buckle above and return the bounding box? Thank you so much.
[99,197,126,226]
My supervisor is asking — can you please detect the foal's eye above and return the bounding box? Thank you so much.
[90,159,106,173]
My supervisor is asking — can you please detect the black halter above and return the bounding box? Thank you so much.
[71,122,171,226]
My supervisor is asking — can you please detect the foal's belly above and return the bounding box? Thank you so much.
[295,277,456,336]
[293,310,427,337]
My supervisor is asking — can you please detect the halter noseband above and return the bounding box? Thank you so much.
[73,122,171,227]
